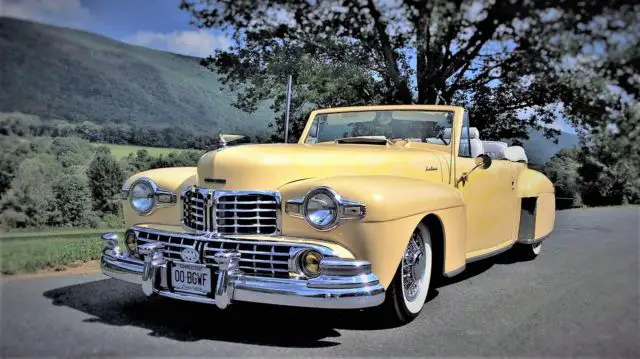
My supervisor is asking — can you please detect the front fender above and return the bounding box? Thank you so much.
[279,175,464,222]
[122,167,197,227]
[278,175,466,287]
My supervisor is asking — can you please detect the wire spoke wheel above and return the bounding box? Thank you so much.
[402,230,426,302]
[384,222,433,323]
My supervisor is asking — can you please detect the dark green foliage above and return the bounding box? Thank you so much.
[50,137,94,168]
[0,154,62,228]
[120,149,204,177]
[0,112,221,150]
[52,172,94,227]
[578,108,640,206]
[0,17,273,136]
[543,106,640,207]
[543,149,583,208]
[86,151,125,216]
[0,132,204,230]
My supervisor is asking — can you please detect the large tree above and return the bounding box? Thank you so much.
[181,0,638,141]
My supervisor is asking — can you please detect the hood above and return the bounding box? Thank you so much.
[197,143,448,190]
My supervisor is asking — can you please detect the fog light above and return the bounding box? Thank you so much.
[124,230,137,254]
[299,250,323,278]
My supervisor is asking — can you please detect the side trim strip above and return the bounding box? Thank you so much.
[466,242,514,264]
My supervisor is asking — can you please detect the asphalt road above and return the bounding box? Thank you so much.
[2,207,639,357]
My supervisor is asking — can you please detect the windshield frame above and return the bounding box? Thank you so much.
[299,105,463,150]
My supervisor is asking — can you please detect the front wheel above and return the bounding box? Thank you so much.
[383,223,433,324]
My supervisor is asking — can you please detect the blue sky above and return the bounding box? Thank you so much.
[0,0,232,57]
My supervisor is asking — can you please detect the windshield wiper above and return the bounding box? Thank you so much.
[335,136,390,145]
[438,134,449,145]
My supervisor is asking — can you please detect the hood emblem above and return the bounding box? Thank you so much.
[205,178,226,184]
[180,248,200,263]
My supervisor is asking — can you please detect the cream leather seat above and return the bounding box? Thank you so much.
[482,141,508,160]
[442,127,484,157]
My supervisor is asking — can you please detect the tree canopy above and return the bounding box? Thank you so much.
[181,0,638,141]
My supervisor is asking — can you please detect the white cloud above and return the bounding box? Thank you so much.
[0,0,91,27]
[123,30,232,58]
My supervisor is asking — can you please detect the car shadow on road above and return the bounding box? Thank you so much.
[41,248,526,347]
[42,278,413,347]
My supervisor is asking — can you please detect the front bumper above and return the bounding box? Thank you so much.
[100,234,385,310]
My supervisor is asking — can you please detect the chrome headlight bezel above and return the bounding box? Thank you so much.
[285,186,366,231]
[302,187,340,231]
[124,177,177,216]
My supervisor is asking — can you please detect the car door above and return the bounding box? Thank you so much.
[455,116,516,255]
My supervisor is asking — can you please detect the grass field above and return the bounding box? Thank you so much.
[0,229,125,274]
[93,143,188,159]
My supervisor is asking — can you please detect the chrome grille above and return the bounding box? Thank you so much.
[202,241,290,276]
[135,229,291,278]
[182,188,280,235]
[136,230,198,263]
[216,194,278,235]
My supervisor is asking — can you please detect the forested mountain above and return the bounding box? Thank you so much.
[0,17,272,136]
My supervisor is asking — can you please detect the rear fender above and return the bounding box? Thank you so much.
[516,169,555,242]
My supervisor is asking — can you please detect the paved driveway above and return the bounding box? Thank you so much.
[2,207,639,357]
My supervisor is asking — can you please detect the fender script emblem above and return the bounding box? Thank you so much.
[425,166,438,171]
[205,178,227,184]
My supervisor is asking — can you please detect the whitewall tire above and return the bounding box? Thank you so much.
[384,222,433,323]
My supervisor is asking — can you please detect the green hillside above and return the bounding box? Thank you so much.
[0,17,272,135]
[521,129,579,165]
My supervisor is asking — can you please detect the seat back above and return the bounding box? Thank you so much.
[482,141,508,159]
[503,146,528,163]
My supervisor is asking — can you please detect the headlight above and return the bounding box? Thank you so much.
[286,187,367,231]
[303,188,339,230]
[129,179,155,215]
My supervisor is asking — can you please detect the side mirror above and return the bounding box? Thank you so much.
[474,154,492,169]
[456,154,492,187]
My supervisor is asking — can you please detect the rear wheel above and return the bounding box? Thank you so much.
[513,241,542,261]
[383,223,433,324]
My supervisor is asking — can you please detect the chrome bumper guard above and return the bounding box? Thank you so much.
[100,234,385,310]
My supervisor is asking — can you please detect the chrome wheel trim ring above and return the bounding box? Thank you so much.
[401,230,427,302]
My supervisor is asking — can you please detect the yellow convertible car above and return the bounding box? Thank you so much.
[101,105,555,323]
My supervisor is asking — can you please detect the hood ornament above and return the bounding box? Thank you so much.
[218,134,248,148]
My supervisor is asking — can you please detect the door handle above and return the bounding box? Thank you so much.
[512,180,516,190]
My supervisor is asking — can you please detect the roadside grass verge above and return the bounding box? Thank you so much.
[0,230,124,275]
[0,228,124,241]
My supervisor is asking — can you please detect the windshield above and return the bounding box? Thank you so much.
[305,110,454,144]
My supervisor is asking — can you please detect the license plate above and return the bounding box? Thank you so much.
[171,262,212,293]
